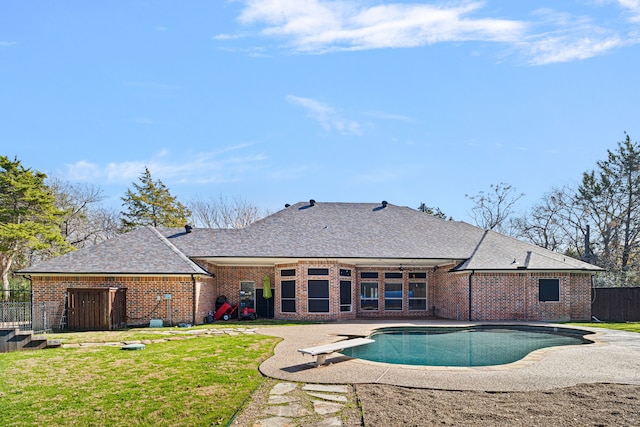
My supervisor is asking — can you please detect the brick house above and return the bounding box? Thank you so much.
[20,201,602,329]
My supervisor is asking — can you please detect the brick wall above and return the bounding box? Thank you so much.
[432,267,469,320]
[29,267,594,326]
[31,275,203,327]
[469,272,592,321]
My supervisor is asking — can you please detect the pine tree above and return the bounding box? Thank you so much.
[578,133,640,285]
[0,156,71,300]
[120,167,191,230]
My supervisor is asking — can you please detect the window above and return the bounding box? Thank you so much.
[281,280,296,312]
[360,282,378,310]
[385,272,403,279]
[360,272,378,279]
[339,269,352,277]
[308,280,329,312]
[384,282,403,310]
[340,280,352,312]
[281,269,296,277]
[308,268,329,276]
[409,282,427,311]
[409,272,427,279]
[539,278,560,302]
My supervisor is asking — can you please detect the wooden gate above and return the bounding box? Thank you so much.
[592,287,640,322]
[67,288,127,331]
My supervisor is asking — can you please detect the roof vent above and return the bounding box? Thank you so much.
[185,224,192,234]
[310,199,316,207]
[382,200,388,208]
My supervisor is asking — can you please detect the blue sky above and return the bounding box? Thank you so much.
[2,0,640,222]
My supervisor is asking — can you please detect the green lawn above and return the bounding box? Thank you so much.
[0,327,279,427]
[569,321,640,334]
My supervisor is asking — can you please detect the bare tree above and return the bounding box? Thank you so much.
[188,194,269,229]
[465,182,524,234]
[511,186,590,256]
[48,177,121,249]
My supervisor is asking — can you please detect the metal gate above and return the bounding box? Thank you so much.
[67,288,127,331]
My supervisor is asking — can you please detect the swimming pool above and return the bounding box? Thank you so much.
[341,325,594,367]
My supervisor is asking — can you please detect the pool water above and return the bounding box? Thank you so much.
[341,326,593,367]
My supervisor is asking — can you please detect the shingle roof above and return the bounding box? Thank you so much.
[20,201,603,274]
[162,202,485,259]
[20,226,210,275]
[452,229,602,271]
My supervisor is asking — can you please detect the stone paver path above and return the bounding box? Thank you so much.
[236,380,361,427]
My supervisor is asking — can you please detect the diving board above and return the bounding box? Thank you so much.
[298,337,374,366]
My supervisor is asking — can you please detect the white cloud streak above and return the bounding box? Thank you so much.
[287,95,362,135]
[618,0,640,22]
[239,0,525,52]
[229,0,640,64]
[64,145,267,186]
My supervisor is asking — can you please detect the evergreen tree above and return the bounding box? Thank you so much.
[120,167,191,230]
[0,156,71,300]
[577,133,640,285]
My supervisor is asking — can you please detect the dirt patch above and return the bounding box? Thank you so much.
[356,382,640,426]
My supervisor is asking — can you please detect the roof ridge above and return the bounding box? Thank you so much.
[146,226,210,275]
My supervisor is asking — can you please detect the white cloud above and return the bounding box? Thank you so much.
[63,146,268,186]
[64,160,103,181]
[618,0,640,21]
[287,95,362,135]
[523,35,625,65]
[212,33,242,40]
[518,7,634,65]
[230,1,640,64]
[239,0,525,52]
[364,111,415,123]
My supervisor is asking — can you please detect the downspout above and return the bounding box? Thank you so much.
[191,275,197,325]
[468,271,474,321]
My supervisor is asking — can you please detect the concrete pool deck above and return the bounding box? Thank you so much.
[256,320,640,392]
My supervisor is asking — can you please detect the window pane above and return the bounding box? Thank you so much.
[281,269,296,277]
[539,279,560,302]
[409,282,426,298]
[281,280,296,298]
[360,282,378,299]
[361,300,378,310]
[385,282,402,296]
[385,300,403,311]
[339,269,352,277]
[308,300,329,312]
[308,268,329,276]
[409,299,427,311]
[340,280,351,305]
[409,272,427,279]
[281,299,296,312]
[308,280,329,298]
[360,272,379,279]
[360,282,378,311]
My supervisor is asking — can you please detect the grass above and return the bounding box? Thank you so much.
[0,325,280,427]
[569,321,640,334]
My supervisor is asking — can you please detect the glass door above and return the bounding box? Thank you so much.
[239,281,256,319]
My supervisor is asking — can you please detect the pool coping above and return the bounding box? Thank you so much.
[256,320,640,391]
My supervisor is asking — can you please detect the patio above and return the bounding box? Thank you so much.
[256,320,640,392]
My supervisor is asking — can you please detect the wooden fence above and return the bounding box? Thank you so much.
[591,287,640,322]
